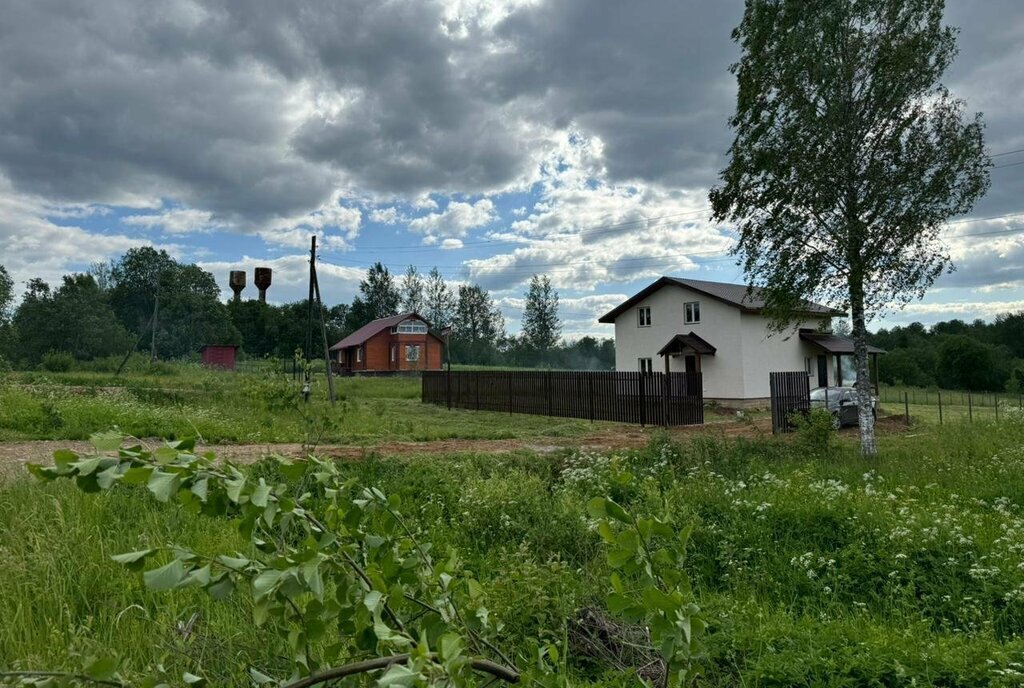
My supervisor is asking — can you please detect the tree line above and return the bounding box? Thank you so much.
[869,315,1024,393]
[0,250,614,370]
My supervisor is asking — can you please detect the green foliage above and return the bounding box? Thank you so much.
[39,350,75,373]
[711,0,990,455]
[10,424,1024,685]
[451,285,505,365]
[791,408,837,458]
[23,436,519,687]
[520,275,561,357]
[938,334,1011,391]
[588,491,706,686]
[12,275,132,366]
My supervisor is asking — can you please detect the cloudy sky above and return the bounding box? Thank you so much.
[1,0,1022,338]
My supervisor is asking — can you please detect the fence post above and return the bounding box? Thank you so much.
[938,390,943,425]
[588,376,595,423]
[662,372,669,427]
[968,391,973,423]
[639,373,647,427]
[447,368,451,410]
[508,373,513,415]
[904,391,910,426]
[545,371,552,416]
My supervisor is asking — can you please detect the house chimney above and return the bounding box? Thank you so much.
[254,267,272,303]
[229,270,246,302]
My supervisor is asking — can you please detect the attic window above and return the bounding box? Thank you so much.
[684,302,701,324]
[393,319,428,334]
[637,306,652,327]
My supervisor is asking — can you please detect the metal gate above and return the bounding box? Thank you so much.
[769,371,811,434]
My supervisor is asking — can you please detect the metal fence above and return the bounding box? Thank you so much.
[421,370,704,426]
[770,371,811,434]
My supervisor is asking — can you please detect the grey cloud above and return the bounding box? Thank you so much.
[0,0,1020,231]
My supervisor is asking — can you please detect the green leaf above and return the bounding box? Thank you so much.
[96,464,121,489]
[363,589,384,612]
[143,559,187,591]
[84,656,119,682]
[586,497,607,519]
[182,672,205,687]
[111,549,156,572]
[190,477,209,502]
[376,664,418,687]
[147,470,180,502]
[121,465,154,485]
[217,555,250,571]
[252,569,284,599]
[248,668,275,685]
[206,574,235,601]
[53,449,78,472]
[251,480,271,508]
[182,564,212,588]
[71,456,104,476]
[225,477,247,503]
[604,499,631,523]
[90,432,122,452]
[302,560,324,600]
[154,447,178,465]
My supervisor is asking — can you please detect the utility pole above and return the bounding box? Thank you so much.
[150,286,159,362]
[310,236,336,405]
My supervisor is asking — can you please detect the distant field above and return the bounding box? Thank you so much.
[0,365,607,444]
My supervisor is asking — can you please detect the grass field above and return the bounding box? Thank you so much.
[0,366,606,444]
[5,365,1024,685]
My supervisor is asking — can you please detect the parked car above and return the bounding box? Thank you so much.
[810,386,877,428]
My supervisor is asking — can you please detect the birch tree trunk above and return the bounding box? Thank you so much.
[849,274,877,456]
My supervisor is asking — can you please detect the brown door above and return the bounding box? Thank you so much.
[684,355,697,374]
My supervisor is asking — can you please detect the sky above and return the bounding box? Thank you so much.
[1,0,1023,340]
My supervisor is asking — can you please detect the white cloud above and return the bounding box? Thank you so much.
[440,238,464,249]
[369,207,403,224]
[408,199,496,241]
[0,175,162,298]
[465,132,733,292]
[124,207,224,234]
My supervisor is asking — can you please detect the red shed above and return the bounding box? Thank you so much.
[200,345,238,370]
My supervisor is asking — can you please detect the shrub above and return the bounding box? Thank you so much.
[39,350,75,372]
[792,408,836,458]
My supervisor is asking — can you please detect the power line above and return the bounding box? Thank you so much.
[994,160,1024,170]
[991,148,1024,158]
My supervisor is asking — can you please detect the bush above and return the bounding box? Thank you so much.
[39,350,75,372]
[792,408,836,458]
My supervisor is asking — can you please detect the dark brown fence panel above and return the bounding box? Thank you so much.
[422,370,703,426]
[770,371,811,434]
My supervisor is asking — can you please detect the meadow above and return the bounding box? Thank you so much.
[0,363,602,445]
[4,365,1024,685]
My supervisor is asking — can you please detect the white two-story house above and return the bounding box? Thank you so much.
[598,277,883,405]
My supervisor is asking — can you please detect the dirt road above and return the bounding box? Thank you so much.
[0,419,773,477]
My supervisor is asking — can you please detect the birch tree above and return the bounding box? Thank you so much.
[710,0,989,455]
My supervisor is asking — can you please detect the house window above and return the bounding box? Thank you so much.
[637,306,652,327]
[406,345,421,362]
[392,319,429,334]
[391,345,396,362]
[638,357,653,374]
[805,357,813,376]
[356,346,362,363]
[684,301,701,324]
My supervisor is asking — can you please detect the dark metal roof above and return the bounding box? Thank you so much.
[657,332,717,357]
[329,312,437,351]
[800,331,886,354]
[597,276,845,323]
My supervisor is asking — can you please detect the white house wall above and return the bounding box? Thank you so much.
[612,284,747,399]
[738,313,827,397]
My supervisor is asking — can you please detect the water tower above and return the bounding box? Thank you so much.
[254,267,272,303]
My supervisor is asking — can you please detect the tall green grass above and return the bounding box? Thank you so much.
[5,421,1024,684]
